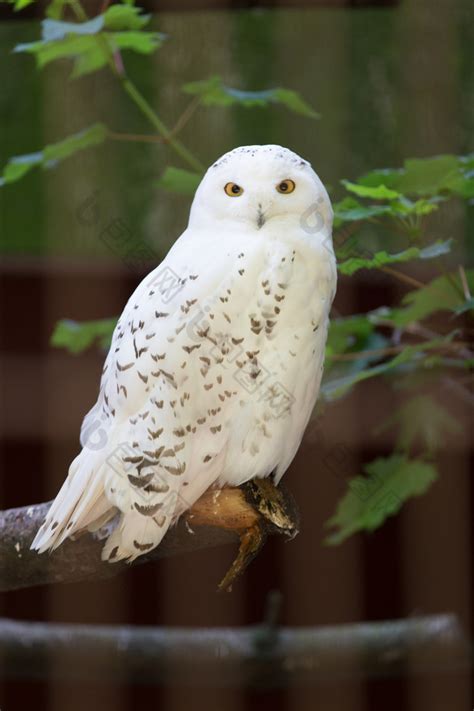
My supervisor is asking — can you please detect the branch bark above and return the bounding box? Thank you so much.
[0,480,298,592]
[0,614,468,686]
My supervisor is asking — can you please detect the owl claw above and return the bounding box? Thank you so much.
[217,478,299,592]
[218,523,265,593]
[243,477,300,540]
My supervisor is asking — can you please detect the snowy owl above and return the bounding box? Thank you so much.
[32,145,337,562]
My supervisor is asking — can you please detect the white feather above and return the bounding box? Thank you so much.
[32,145,336,561]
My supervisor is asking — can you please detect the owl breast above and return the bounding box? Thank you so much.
[193,232,336,487]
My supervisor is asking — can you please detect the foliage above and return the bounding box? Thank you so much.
[0,0,36,9]
[156,167,202,196]
[182,75,320,118]
[2,0,473,545]
[0,124,107,186]
[337,240,452,276]
[385,273,473,327]
[51,318,117,353]
[357,154,474,199]
[325,456,438,544]
[14,6,164,77]
[375,396,461,456]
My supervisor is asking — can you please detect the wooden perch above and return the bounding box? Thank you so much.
[0,612,468,686]
[0,479,298,593]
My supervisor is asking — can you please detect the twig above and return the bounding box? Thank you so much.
[327,341,470,362]
[119,77,204,172]
[108,131,167,144]
[0,615,468,686]
[70,0,204,173]
[334,224,425,291]
[0,482,298,593]
[441,376,474,408]
[107,97,202,148]
[379,265,425,290]
[458,265,472,301]
[169,96,202,139]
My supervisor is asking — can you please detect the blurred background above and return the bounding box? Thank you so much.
[0,0,472,709]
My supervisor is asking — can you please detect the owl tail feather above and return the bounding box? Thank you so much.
[101,510,171,563]
[31,451,115,554]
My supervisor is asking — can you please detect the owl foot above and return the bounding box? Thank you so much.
[218,522,265,593]
[181,480,298,592]
[243,477,300,540]
[217,477,299,592]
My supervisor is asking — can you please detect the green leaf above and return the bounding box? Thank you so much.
[0,124,107,187]
[387,271,474,327]
[14,13,164,77]
[359,154,473,198]
[388,195,443,217]
[453,296,474,315]
[41,16,105,41]
[342,180,400,200]
[103,4,150,31]
[418,240,453,259]
[46,0,68,19]
[110,31,163,55]
[156,167,203,196]
[15,35,106,72]
[333,197,391,226]
[397,155,464,196]
[356,168,402,191]
[51,318,117,354]
[334,194,442,227]
[269,88,320,118]
[183,76,232,105]
[0,0,36,9]
[326,314,374,357]
[337,240,452,276]
[324,319,389,388]
[322,337,455,401]
[41,5,151,36]
[376,396,461,455]
[183,75,319,118]
[45,122,107,162]
[70,41,110,78]
[0,152,43,185]
[326,455,438,544]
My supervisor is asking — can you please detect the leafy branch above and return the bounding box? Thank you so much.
[1,0,319,182]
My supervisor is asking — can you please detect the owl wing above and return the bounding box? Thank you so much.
[32,228,264,560]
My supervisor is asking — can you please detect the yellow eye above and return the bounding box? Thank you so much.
[276,179,296,194]
[224,182,244,197]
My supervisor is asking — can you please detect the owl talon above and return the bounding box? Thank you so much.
[243,477,300,539]
[218,523,265,593]
[217,479,299,592]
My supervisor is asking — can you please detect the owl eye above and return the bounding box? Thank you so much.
[224,182,244,197]
[276,179,296,194]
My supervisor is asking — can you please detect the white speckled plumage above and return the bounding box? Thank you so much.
[32,145,337,561]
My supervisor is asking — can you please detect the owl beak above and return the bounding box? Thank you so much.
[256,205,266,229]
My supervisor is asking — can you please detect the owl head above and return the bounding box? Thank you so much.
[189,145,333,239]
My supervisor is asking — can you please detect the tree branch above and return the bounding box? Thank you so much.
[0,614,468,686]
[0,480,299,593]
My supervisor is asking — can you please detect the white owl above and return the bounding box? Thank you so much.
[32,145,337,562]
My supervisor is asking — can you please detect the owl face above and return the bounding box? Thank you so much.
[189,145,333,235]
